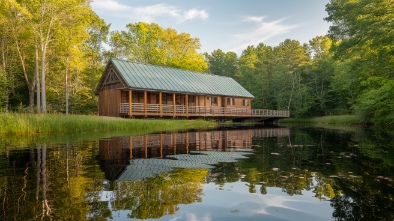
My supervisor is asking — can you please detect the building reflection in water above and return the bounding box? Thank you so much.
[98,128,290,181]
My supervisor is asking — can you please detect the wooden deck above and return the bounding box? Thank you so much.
[120,103,290,120]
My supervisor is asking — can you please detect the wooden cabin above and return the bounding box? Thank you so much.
[95,58,255,118]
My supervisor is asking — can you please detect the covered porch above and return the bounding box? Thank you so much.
[119,90,289,119]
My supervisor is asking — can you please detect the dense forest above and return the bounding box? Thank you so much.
[0,0,393,124]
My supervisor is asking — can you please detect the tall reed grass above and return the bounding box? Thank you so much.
[0,113,216,135]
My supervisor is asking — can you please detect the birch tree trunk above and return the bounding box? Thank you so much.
[35,45,41,113]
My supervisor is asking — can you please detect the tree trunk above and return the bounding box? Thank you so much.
[65,57,69,115]
[287,73,296,111]
[0,24,9,113]
[14,33,35,113]
[35,46,41,113]
[41,46,47,113]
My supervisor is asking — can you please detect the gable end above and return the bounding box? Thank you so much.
[95,62,128,95]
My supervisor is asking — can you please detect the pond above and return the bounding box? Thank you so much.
[0,125,393,220]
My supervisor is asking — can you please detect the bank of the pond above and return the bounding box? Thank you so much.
[279,115,367,125]
[0,114,216,135]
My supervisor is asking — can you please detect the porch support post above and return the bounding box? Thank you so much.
[128,90,132,117]
[173,93,176,118]
[186,94,189,117]
[144,91,147,116]
[159,92,163,117]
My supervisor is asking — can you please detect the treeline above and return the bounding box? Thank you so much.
[207,0,394,124]
[0,0,110,114]
[1,0,393,124]
[0,0,207,114]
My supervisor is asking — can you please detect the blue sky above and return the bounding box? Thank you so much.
[91,0,331,54]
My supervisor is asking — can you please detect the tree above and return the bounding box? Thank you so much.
[108,22,208,72]
[273,39,311,113]
[4,0,37,113]
[325,0,394,123]
[17,0,95,113]
[51,3,101,114]
[0,0,24,112]
[205,49,238,77]
[307,36,337,116]
[237,44,277,109]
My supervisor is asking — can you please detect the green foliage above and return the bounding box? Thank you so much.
[325,0,394,124]
[108,22,208,72]
[111,168,208,219]
[355,79,394,124]
[0,0,110,114]
[205,49,238,77]
[0,69,9,107]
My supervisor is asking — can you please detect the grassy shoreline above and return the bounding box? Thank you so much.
[0,113,216,135]
[279,115,367,125]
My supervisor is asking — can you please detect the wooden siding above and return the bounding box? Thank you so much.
[98,89,121,117]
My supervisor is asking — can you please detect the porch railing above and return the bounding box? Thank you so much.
[120,103,290,118]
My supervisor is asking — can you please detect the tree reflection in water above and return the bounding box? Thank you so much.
[111,168,208,219]
[0,127,393,220]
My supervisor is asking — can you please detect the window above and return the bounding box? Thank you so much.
[243,99,249,106]
[227,97,235,105]
[188,95,195,103]
[212,96,218,104]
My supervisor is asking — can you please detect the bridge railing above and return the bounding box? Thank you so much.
[251,109,290,117]
[120,103,290,118]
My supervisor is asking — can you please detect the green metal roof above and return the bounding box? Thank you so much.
[110,58,254,98]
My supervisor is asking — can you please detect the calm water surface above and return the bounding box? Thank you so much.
[0,125,393,221]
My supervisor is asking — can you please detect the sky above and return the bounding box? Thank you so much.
[91,0,331,55]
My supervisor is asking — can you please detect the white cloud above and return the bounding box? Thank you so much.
[252,195,309,215]
[91,0,130,12]
[168,213,211,221]
[243,16,266,23]
[227,16,299,53]
[182,9,209,22]
[91,0,208,23]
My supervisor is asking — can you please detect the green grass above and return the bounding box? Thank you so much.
[279,115,366,125]
[0,113,216,135]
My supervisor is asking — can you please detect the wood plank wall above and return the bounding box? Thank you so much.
[99,89,121,117]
